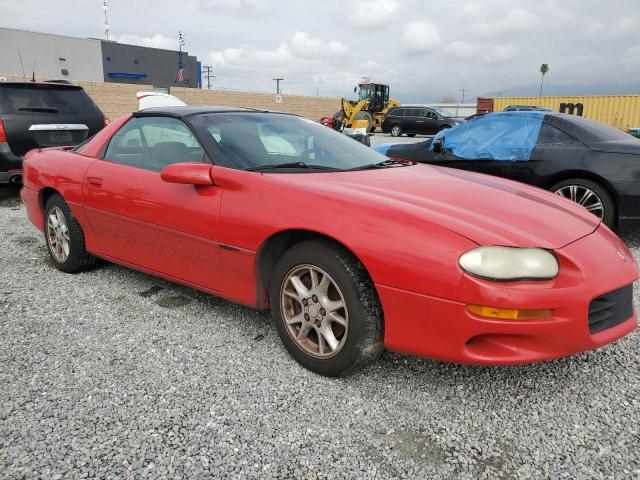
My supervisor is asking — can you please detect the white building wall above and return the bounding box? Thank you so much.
[0,28,103,82]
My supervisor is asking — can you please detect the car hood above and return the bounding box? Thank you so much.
[275,164,599,249]
[588,139,640,154]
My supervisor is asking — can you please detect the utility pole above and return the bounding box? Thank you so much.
[202,65,214,89]
[457,89,468,116]
[273,78,284,95]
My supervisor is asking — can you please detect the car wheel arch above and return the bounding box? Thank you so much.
[40,187,61,215]
[545,170,619,204]
[254,229,374,310]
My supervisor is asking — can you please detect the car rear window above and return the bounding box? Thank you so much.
[0,84,101,115]
[565,115,631,142]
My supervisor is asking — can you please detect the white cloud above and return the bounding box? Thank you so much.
[472,8,541,35]
[290,32,348,59]
[445,41,478,59]
[348,0,399,27]
[401,20,442,54]
[210,43,291,69]
[210,31,349,70]
[484,45,518,64]
[115,34,179,50]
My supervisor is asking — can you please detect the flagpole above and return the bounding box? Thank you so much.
[177,31,185,84]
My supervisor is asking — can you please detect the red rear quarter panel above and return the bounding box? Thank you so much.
[21,114,131,232]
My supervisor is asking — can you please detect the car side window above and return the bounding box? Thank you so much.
[537,124,575,145]
[104,117,206,172]
[424,109,437,119]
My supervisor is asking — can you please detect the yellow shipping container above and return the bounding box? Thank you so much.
[490,95,640,131]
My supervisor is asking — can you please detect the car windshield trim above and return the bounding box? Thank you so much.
[245,162,341,172]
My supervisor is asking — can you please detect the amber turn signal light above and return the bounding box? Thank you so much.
[467,304,552,321]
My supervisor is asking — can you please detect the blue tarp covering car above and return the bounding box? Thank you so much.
[374,112,545,162]
[428,112,545,161]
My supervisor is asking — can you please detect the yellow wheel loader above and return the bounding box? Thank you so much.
[336,82,400,133]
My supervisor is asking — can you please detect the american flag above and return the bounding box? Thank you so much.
[176,68,184,83]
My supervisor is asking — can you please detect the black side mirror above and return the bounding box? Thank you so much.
[433,137,444,153]
[354,86,358,93]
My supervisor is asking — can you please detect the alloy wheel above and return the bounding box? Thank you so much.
[391,125,401,136]
[554,185,604,220]
[280,264,348,358]
[46,206,71,262]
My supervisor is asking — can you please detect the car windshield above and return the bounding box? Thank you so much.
[188,112,391,171]
[433,107,455,117]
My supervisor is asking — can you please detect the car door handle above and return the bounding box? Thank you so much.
[87,176,103,186]
[416,120,424,123]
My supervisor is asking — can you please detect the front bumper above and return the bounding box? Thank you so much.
[379,225,639,365]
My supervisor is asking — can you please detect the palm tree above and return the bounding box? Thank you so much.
[539,64,549,96]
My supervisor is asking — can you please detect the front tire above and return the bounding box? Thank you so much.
[269,239,384,377]
[391,125,402,137]
[551,178,616,228]
[44,194,99,273]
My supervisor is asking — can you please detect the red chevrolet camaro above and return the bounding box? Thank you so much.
[21,107,638,376]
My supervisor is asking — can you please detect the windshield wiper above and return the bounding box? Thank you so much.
[19,107,59,113]
[348,159,415,171]
[246,161,340,172]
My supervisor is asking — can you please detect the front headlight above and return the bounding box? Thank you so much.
[459,246,559,281]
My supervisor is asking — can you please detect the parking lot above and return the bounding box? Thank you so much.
[1,184,638,479]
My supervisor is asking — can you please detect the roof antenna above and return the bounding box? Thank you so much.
[31,59,36,82]
[18,50,26,82]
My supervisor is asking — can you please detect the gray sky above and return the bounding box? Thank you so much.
[2,0,639,101]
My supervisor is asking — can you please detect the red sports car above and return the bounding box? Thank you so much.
[21,107,638,377]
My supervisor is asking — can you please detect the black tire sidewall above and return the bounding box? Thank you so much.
[269,243,376,377]
[550,178,616,228]
[44,195,90,272]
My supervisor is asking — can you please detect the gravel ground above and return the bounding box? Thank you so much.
[1,184,639,479]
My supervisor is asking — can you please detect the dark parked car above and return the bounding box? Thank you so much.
[503,105,552,112]
[381,106,464,137]
[374,112,640,229]
[0,81,106,183]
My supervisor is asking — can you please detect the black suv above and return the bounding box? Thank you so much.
[381,106,465,137]
[0,81,105,183]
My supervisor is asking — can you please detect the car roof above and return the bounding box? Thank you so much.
[133,105,291,118]
[0,80,82,89]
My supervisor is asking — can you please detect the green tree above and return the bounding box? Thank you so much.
[539,64,549,96]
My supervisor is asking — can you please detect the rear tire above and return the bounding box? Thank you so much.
[44,194,99,273]
[269,239,384,377]
[391,125,402,137]
[550,178,616,229]
[407,134,416,137]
